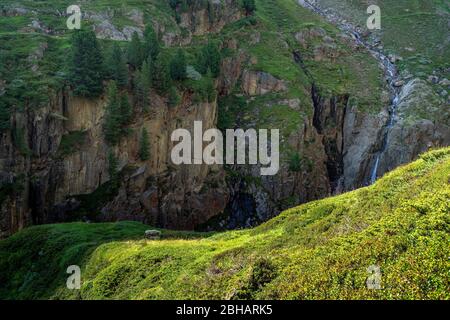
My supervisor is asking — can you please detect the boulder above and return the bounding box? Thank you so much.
[126,9,144,26]
[122,26,143,40]
[439,78,450,86]
[241,70,287,96]
[93,21,127,41]
[145,230,162,240]
[428,75,439,84]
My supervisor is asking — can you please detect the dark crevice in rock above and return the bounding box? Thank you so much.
[311,85,349,192]
[311,84,324,134]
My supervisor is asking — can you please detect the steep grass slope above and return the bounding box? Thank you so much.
[1,148,449,300]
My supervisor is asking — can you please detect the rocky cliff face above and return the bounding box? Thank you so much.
[298,0,450,188]
[341,61,448,189]
[0,43,358,235]
[374,79,450,177]
[99,93,229,230]
[0,86,230,237]
[1,0,448,237]
[0,0,243,237]
[342,104,388,188]
[179,0,242,36]
[0,71,445,236]
[89,0,243,46]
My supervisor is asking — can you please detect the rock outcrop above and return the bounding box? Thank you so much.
[90,0,243,45]
[241,70,287,96]
[342,105,389,188]
[179,0,243,35]
[0,87,230,236]
[376,79,450,175]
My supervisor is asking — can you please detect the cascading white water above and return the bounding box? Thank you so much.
[298,0,402,184]
[370,155,380,184]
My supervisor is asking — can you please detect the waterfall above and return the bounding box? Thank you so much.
[298,0,403,185]
[370,155,380,184]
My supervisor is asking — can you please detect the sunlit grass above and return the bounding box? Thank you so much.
[1,147,449,300]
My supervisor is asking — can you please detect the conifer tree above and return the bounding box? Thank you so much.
[134,69,144,109]
[127,32,144,69]
[243,0,256,16]
[139,127,150,161]
[197,42,221,77]
[288,153,302,172]
[205,71,216,103]
[169,0,180,10]
[68,30,104,97]
[134,60,152,111]
[143,25,160,62]
[103,81,121,144]
[141,59,153,87]
[153,54,171,94]
[119,94,133,126]
[168,86,181,107]
[105,43,128,87]
[170,49,187,81]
